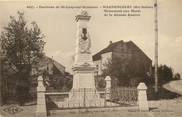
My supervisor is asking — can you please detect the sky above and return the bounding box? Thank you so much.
[0,0,182,75]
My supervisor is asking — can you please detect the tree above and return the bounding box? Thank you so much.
[158,65,173,84]
[150,65,175,86]
[174,73,181,80]
[102,56,148,87]
[0,11,45,105]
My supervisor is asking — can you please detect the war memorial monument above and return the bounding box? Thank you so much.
[57,10,105,107]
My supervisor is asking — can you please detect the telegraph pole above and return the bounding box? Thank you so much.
[0,38,2,105]
[154,0,158,93]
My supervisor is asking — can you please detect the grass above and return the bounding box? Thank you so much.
[147,86,181,100]
[1,101,182,117]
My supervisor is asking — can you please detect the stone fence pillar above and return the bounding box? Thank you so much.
[137,82,149,111]
[105,76,111,100]
[36,75,47,117]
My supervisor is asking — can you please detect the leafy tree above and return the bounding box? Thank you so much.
[101,56,148,87]
[150,65,177,86]
[0,11,45,105]
[174,73,181,80]
[101,56,178,87]
[158,65,173,84]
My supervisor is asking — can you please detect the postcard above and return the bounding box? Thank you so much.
[0,0,182,117]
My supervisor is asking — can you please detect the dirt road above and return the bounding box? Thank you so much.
[163,80,182,95]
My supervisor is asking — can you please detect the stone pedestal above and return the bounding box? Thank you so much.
[64,61,105,107]
[36,76,47,117]
[72,63,96,89]
[105,76,111,100]
[74,53,93,66]
[137,82,149,111]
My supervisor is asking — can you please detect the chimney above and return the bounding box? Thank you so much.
[109,41,112,45]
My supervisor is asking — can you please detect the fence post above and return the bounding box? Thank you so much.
[36,75,47,117]
[83,88,86,107]
[105,76,111,100]
[137,82,149,111]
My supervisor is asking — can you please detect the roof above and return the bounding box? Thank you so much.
[92,40,151,62]
[34,55,65,74]
[52,59,65,74]
[93,40,124,60]
[128,41,152,62]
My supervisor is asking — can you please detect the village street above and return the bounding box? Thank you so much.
[163,80,182,95]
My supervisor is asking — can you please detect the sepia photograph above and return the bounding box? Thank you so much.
[0,0,182,117]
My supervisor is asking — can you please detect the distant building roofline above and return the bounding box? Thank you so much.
[92,40,152,62]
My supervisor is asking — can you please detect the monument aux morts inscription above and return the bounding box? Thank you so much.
[57,10,105,107]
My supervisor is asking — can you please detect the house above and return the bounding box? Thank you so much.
[30,55,68,96]
[93,40,152,86]
[0,54,68,104]
[31,55,65,78]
